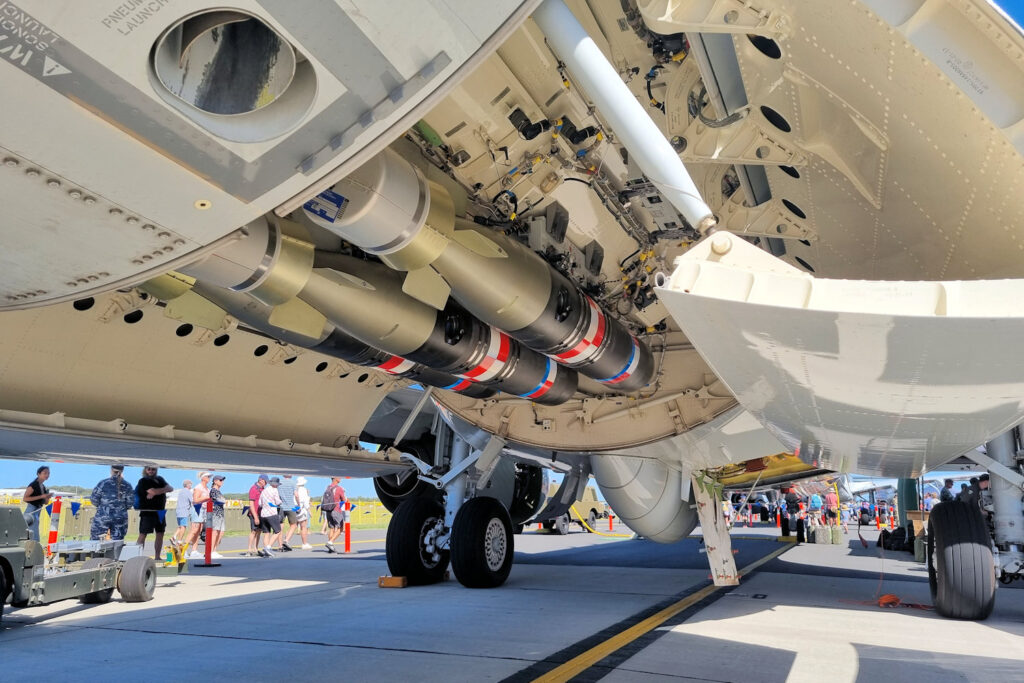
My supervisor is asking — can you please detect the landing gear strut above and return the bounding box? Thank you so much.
[384,424,516,588]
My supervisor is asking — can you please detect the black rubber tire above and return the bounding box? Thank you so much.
[542,520,554,531]
[513,524,524,535]
[79,557,116,604]
[585,509,597,533]
[385,497,449,586]
[0,562,8,624]
[374,473,440,514]
[928,501,995,620]
[554,514,570,535]
[118,556,156,603]
[451,497,514,588]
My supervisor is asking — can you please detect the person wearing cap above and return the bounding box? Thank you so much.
[246,474,268,556]
[207,475,228,559]
[294,477,313,550]
[258,476,283,557]
[89,464,134,541]
[173,479,194,543]
[277,474,298,552]
[185,471,212,559]
[135,465,173,561]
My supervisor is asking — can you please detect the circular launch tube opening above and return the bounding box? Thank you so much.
[152,11,296,116]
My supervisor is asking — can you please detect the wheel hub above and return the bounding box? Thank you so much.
[419,517,444,568]
[483,518,507,571]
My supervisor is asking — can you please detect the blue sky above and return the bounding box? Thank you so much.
[999,0,1024,26]
[1,460,377,498]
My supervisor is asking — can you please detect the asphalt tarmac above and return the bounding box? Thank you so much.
[2,523,1022,682]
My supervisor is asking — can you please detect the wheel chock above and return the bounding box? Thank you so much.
[378,576,408,588]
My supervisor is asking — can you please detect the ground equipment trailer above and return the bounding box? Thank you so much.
[0,505,157,623]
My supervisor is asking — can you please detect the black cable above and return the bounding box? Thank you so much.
[563,177,592,187]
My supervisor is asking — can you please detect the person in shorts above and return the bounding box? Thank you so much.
[135,465,173,561]
[207,475,228,559]
[174,479,193,543]
[323,476,348,554]
[185,471,211,559]
[258,476,283,557]
[295,477,313,549]
[276,474,298,551]
[246,474,267,556]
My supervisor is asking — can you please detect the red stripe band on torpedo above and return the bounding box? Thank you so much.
[523,358,558,399]
[599,338,640,384]
[442,378,474,391]
[378,356,415,374]
[555,298,605,364]
[462,328,511,381]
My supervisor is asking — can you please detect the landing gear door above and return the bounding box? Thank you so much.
[656,231,1024,479]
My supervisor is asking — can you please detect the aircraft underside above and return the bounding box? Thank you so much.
[1,0,1023,614]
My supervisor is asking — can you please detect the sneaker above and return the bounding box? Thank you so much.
[210,552,224,559]
[257,549,268,558]
[301,544,312,550]
[187,550,203,559]
[281,542,293,551]
[325,542,336,554]
[263,547,275,557]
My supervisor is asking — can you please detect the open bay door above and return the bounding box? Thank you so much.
[656,232,1024,479]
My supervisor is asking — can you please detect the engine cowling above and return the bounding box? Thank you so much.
[590,454,696,543]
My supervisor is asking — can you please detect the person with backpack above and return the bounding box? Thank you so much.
[322,476,348,554]
[808,492,823,525]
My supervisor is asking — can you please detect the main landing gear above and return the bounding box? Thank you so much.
[383,425,517,588]
[927,427,1024,620]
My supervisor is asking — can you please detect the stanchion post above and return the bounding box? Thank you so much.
[344,500,351,554]
[608,513,614,531]
[195,497,220,567]
[46,496,62,556]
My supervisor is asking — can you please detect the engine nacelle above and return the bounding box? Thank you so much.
[590,454,696,543]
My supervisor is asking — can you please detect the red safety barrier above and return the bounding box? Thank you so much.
[46,496,62,554]
[876,513,881,530]
[344,500,352,554]
[747,504,753,527]
[775,511,780,528]
[537,523,543,530]
[608,514,614,531]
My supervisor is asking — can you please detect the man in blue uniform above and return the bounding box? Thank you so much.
[89,464,134,540]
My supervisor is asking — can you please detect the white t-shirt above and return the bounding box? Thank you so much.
[259,486,282,517]
[295,487,311,521]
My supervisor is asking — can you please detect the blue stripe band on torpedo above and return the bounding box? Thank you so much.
[598,339,637,383]
[521,357,555,397]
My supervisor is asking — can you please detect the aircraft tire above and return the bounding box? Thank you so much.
[386,497,449,585]
[586,509,597,532]
[0,562,8,623]
[118,556,156,602]
[451,497,514,588]
[79,557,115,604]
[554,514,570,535]
[928,501,995,620]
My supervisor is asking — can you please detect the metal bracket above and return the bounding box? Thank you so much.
[716,194,816,242]
[679,113,806,167]
[963,449,1024,491]
[638,0,789,38]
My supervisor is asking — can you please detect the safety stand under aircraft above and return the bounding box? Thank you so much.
[692,473,738,586]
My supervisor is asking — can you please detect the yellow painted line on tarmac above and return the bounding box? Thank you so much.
[532,543,792,683]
